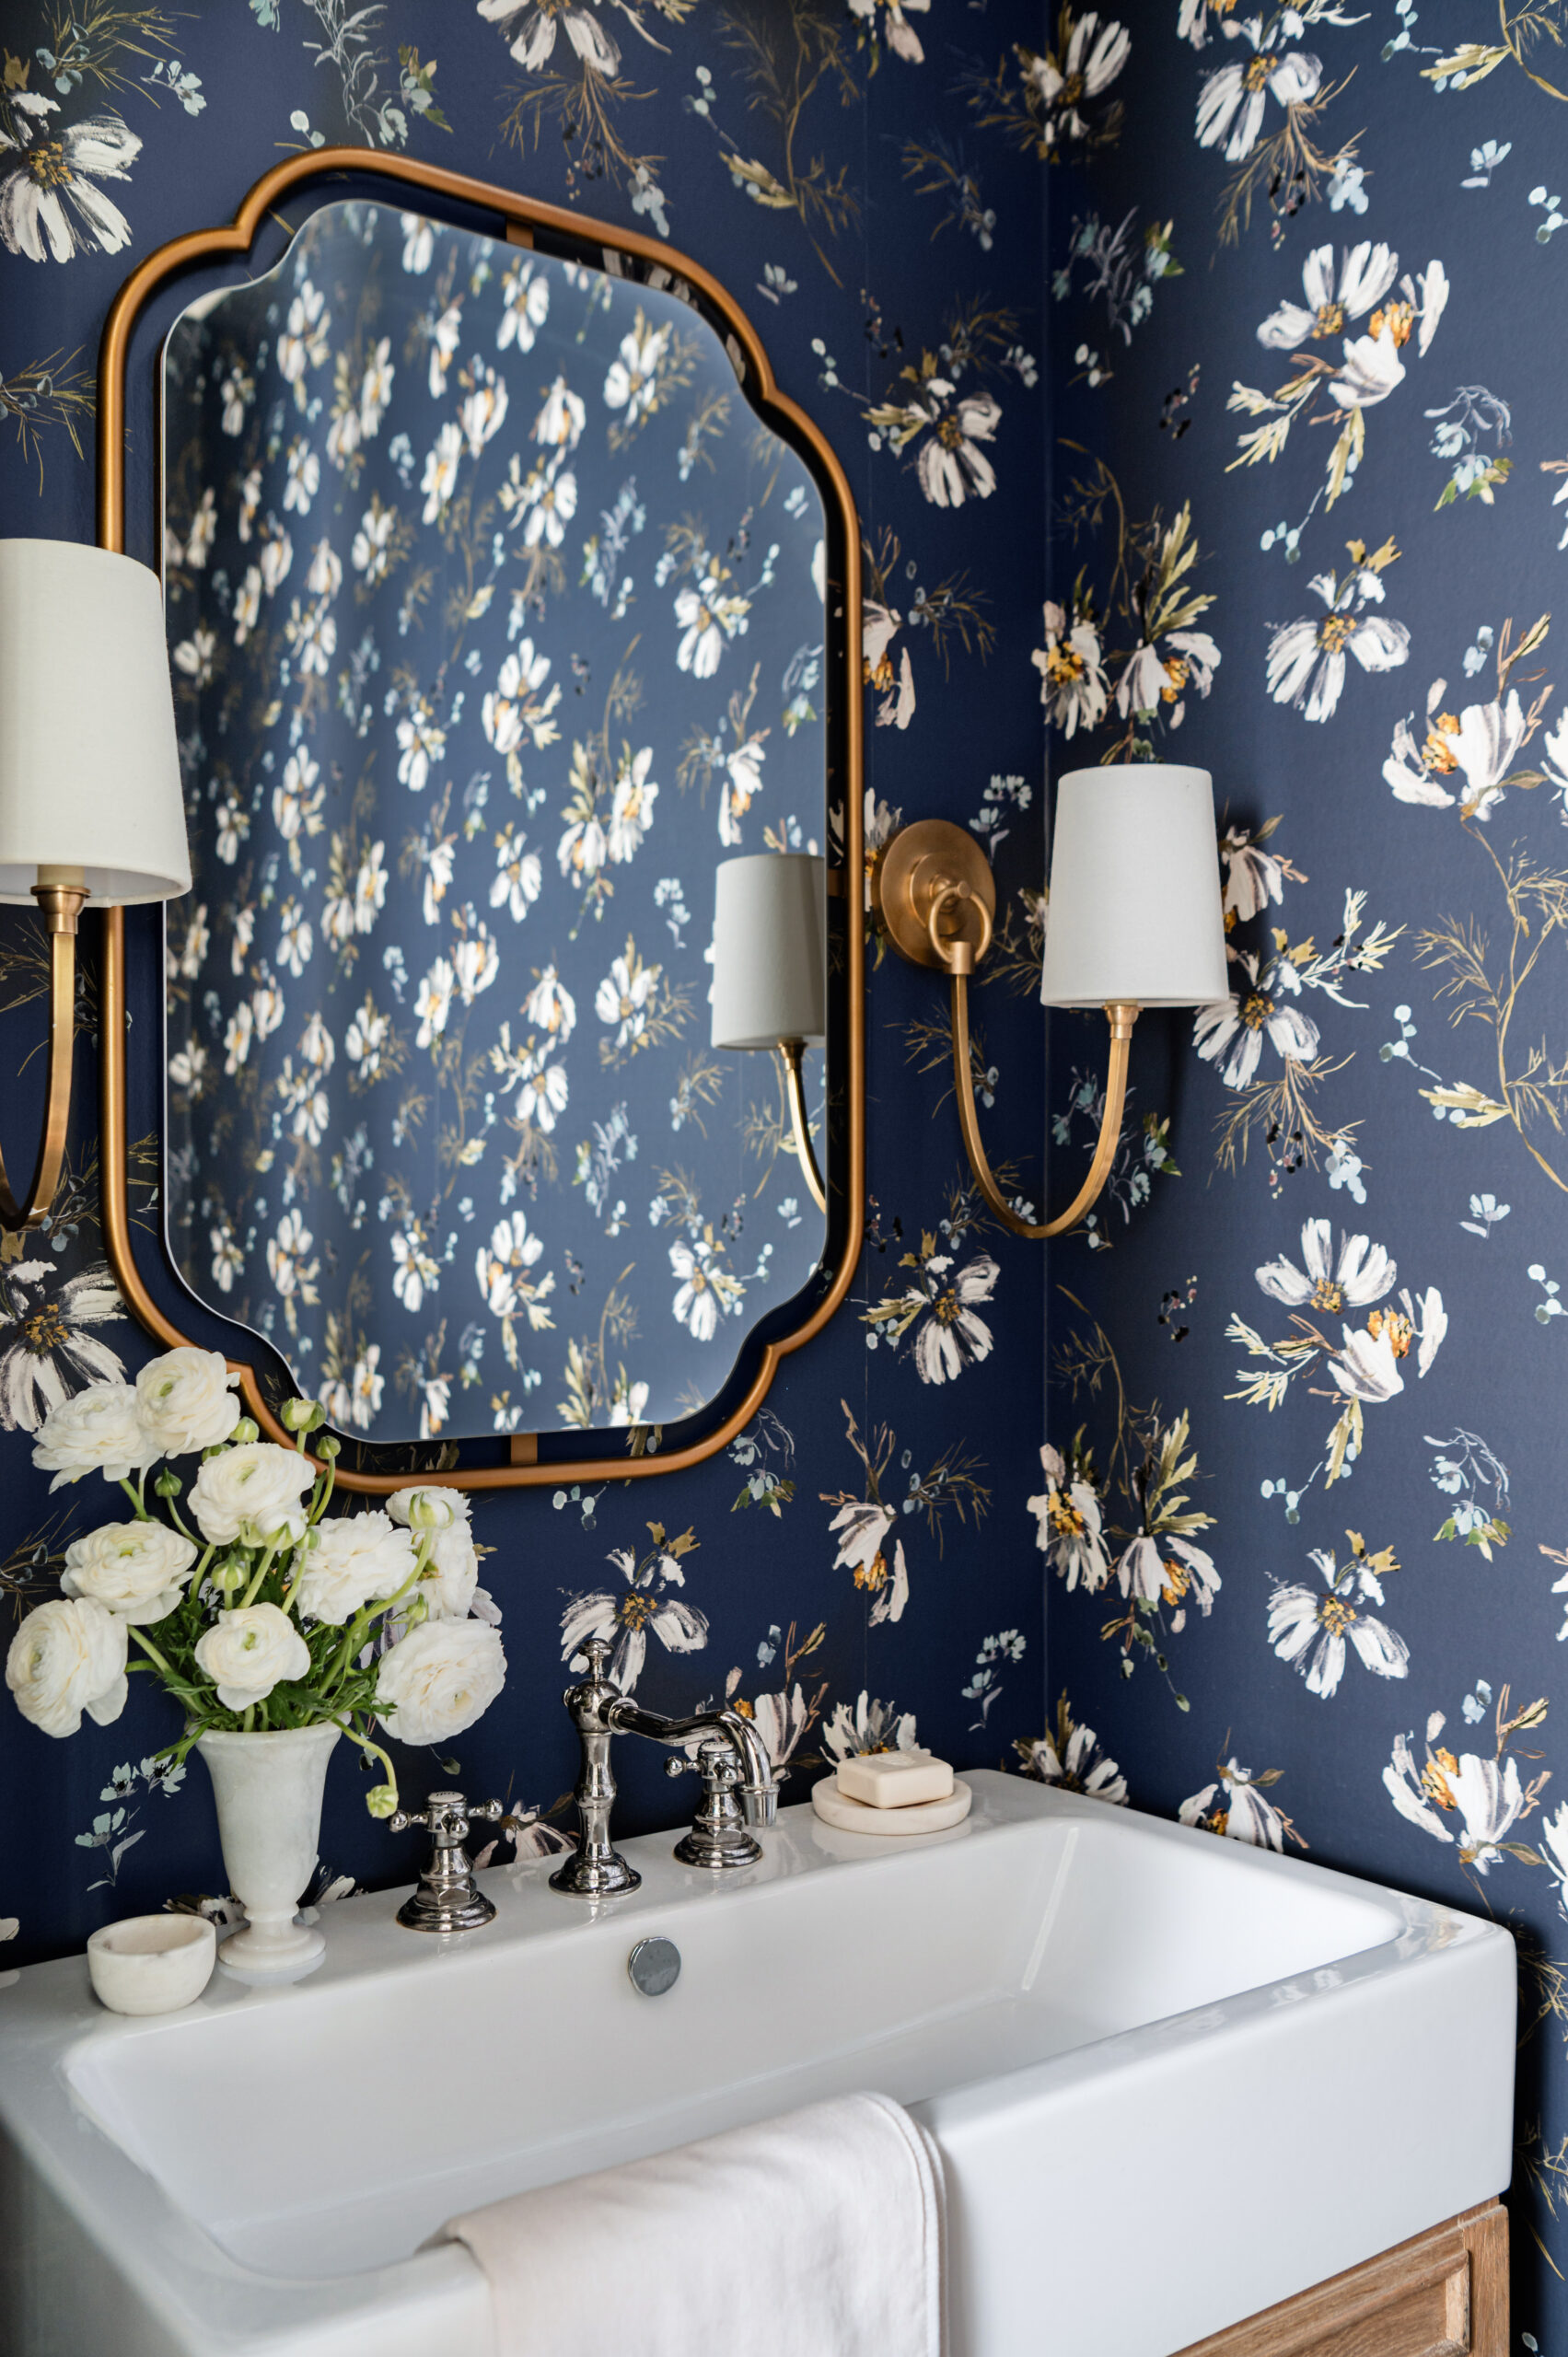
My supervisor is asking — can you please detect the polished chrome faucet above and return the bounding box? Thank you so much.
[550,1636,778,1898]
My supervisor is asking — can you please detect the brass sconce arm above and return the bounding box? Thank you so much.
[0,877,89,1231]
[776,1039,827,1213]
[948,976,1139,1240]
[876,819,1141,1241]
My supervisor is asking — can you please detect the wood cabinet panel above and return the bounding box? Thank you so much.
[1175,2201,1507,2357]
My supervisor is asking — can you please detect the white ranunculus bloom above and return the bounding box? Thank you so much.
[375,1620,506,1746]
[413,1522,481,1621]
[294,1512,415,1625]
[32,1380,158,1492]
[60,1521,198,1624]
[388,1485,471,1533]
[189,1442,317,1547]
[134,1346,243,1457]
[194,1604,311,1711]
[6,1597,128,1736]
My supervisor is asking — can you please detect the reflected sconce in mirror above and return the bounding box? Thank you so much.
[876,766,1228,1237]
[0,540,191,1230]
[711,853,828,1213]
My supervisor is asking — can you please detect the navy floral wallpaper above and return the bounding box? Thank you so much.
[4,0,1568,2339]
[161,195,830,1440]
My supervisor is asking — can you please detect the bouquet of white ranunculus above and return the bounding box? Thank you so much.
[4,1347,506,1817]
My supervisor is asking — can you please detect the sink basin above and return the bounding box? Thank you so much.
[0,1771,1513,2357]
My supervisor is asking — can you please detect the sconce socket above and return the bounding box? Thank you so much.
[875,820,996,974]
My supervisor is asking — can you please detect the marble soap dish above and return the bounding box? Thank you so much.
[810,1776,973,1836]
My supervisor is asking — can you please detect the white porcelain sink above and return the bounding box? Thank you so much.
[0,1772,1514,2357]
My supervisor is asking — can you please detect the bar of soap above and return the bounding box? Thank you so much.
[835,1751,955,1809]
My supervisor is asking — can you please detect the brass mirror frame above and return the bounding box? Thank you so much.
[94,146,864,1495]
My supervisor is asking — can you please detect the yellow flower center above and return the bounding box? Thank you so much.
[932,1288,961,1325]
[936,415,968,449]
[1049,1493,1086,1539]
[621,1595,653,1630]
[1241,991,1274,1030]
[1161,1558,1189,1606]
[865,653,896,691]
[21,1303,67,1355]
[1311,1278,1343,1312]
[1312,301,1345,337]
[1059,71,1086,106]
[1244,52,1277,89]
[1160,657,1190,702]
[1318,613,1355,654]
[854,1553,889,1594]
[1368,299,1414,347]
[1047,644,1086,685]
[1423,714,1460,772]
[1366,1306,1412,1357]
[26,139,73,190]
[1422,1753,1458,1809]
[1318,1596,1355,1634]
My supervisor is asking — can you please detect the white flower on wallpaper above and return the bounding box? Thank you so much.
[1179,1758,1299,1850]
[421,419,463,522]
[560,1538,707,1697]
[1268,1538,1409,1698]
[1025,11,1131,148]
[669,1235,742,1340]
[1258,241,1397,352]
[720,732,768,844]
[1265,561,1410,723]
[865,1243,999,1384]
[397,695,447,790]
[460,366,509,458]
[675,559,751,676]
[390,1216,441,1312]
[1383,637,1548,819]
[821,1691,919,1760]
[847,0,930,66]
[1385,1717,1530,1871]
[480,0,622,77]
[535,373,587,453]
[605,318,672,424]
[828,1500,910,1627]
[1033,601,1110,737]
[1017,1709,1127,1805]
[497,254,550,349]
[1193,949,1320,1086]
[475,1212,556,1361]
[1028,1444,1112,1592]
[1257,1218,1395,1315]
[1196,18,1321,160]
[0,102,142,263]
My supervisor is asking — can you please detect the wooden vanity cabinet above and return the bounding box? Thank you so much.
[1176,2202,1507,2357]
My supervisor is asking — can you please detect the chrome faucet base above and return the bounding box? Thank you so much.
[389,1790,507,1935]
[673,1822,763,1872]
[549,1847,642,1898]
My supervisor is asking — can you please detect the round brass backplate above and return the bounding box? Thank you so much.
[874,819,997,972]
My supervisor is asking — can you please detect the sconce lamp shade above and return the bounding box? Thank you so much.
[711,853,826,1050]
[1039,764,1228,1009]
[0,539,191,904]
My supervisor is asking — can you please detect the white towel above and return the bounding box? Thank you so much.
[440,2090,945,2357]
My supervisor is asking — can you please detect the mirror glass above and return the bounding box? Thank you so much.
[160,198,830,1446]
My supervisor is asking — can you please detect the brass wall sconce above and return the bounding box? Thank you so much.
[710,853,828,1213]
[877,766,1228,1238]
[0,540,192,1230]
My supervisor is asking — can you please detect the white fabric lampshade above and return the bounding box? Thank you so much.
[711,853,826,1050]
[1039,764,1228,1009]
[0,539,191,904]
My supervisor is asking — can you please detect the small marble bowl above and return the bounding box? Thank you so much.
[87,1914,216,2016]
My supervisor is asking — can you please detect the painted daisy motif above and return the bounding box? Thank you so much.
[1384,1711,1544,1871]
[1016,1699,1127,1804]
[1179,1757,1302,1851]
[1028,1444,1109,1591]
[1115,1533,1219,1620]
[1023,10,1131,148]
[1115,627,1220,724]
[607,749,658,862]
[828,1501,910,1627]
[1193,950,1320,1087]
[0,104,142,262]
[0,1262,127,1434]
[496,254,549,351]
[1328,1287,1447,1400]
[603,316,671,425]
[1195,21,1320,162]
[1384,684,1529,819]
[1032,601,1109,737]
[847,0,931,64]
[668,1235,742,1341]
[1265,563,1410,724]
[1258,241,1399,353]
[560,1544,706,1701]
[675,563,750,678]
[821,1689,919,1760]
[1255,1217,1396,1316]
[918,385,1002,507]
[478,0,621,77]
[1268,1535,1409,1699]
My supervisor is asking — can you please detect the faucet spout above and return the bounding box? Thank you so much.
[608,1700,779,1856]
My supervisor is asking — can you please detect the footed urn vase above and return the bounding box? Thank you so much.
[196,1724,340,1977]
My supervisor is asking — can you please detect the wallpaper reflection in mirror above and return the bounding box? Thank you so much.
[162,200,829,1446]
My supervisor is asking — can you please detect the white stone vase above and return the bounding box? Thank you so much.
[196,1723,340,1977]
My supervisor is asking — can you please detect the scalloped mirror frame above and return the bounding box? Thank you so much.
[95,146,865,1496]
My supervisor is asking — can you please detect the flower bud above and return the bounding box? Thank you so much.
[227,1419,260,1448]
[365,1782,399,1820]
[317,1434,342,1461]
[212,1557,248,1596]
[153,1469,184,1500]
[282,1399,325,1434]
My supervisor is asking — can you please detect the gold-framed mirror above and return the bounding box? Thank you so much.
[96,149,863,1493]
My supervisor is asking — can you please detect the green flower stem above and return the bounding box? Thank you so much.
[320,1533,433,1700]
[118,1477,151,1523]
[331,1715,399,1813]
[242,1704,255,1733]
[238,1540,280,1610]
[127,1624,175,1678]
